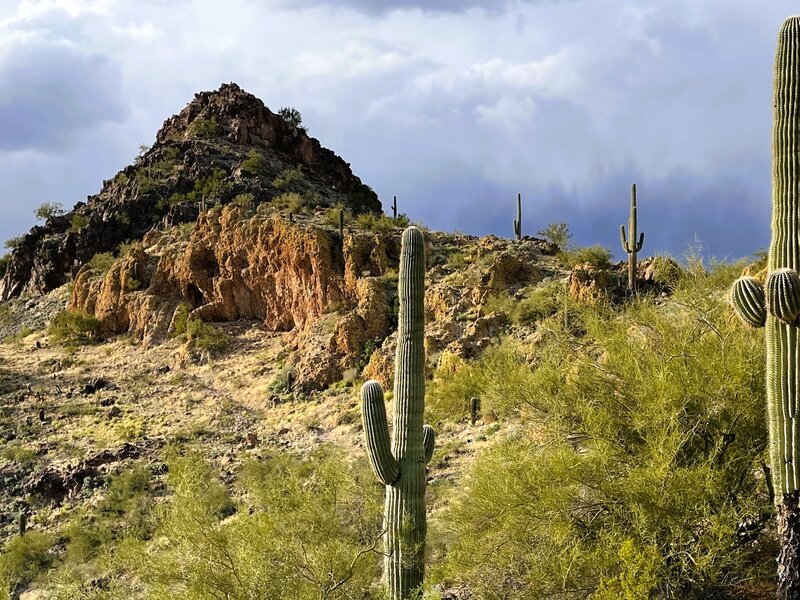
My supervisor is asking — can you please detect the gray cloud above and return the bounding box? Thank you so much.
[0,39,128,153]
[271,0,569,15]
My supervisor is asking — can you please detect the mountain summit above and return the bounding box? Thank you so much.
[0,83,380,301]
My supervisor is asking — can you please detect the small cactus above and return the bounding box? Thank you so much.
[288,212,294,224]
[361,226,435,599]
[18,510,26,537]
[619,183,644,291]
[338,208,344,239]
[392,196,398,220]
[513,193,522,241]
[470,396,481,425]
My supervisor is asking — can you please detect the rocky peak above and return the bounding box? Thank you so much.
[0,83,381,301]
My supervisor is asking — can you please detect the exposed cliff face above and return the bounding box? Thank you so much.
[1,83,380,301]
[69,206,400,390]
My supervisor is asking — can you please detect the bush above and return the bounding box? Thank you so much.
[87,252,115,275]
[112,447,382,600]
[4,235,24,251]
[48,310,102,345]
[536,221,572,249]
[433,267,772,598]
[277,106,307,132]
[240,149,267,177]
[559,245,613,270]
[172,304,230,355]
[0,254,9,277]
[0,531,55,594]
[187,116,217,140]
[271,192,305,214]
[69,213,89,233]
[272,165,304,189]
[34,202,65,221]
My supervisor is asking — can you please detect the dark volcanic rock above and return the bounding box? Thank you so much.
[0,82,380,301]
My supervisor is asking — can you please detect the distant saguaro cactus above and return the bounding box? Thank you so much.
[338,208,344,239]
[470,396,481,425]
[361,226,435,599]
[392,196,398,220]
[18,510,26,537]
[513,193,522,241]
[729,16,800,598]
[619,183,644,291]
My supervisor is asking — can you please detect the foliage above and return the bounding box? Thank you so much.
[34,202,65,222]
[87,252,116,275]
[559,244,614,270]
[232,193,255,210]
[0,254,9,277]
[277,106,307,132]
[272,165,304,190]
[48,310,102,345]
[536,221,572,249]
[271,192,306,214]
[480,281,564,325]
[0,531,55,595]
[106,447,382,599]
[240,149,267,177]
[355,211,409,232]
[3,236,24,251]
[172,304,230,355]
[432,265,772,598]
[347,184,377,213]
[187,116,218,140]
[70,213,89,233]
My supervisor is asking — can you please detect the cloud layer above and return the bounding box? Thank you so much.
[0,0,795,262]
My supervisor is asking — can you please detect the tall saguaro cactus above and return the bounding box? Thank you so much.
[513,193,522,241]
[619,183,644,291]
[730,16,800,598]
[361,226,435,599]
[392,196,398,220]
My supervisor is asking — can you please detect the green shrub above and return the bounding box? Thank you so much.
[0,254,9,277]
[232,193,255,210]
[187,116,217,140]
[48,310,102,345]
[0,442,38,467]
[240,149,267,176]
[69,213,89,233]
[3,236,23,251]
[34,202,65,221]
[537,221,572,249]
[188,168,229,202]
[277,106,307,132]
[112,447,382,600]
[87,252,116,275]
[0,531,55,594]
[354,211,406,232]
[559,244,613,270]
[172,305,229,355]
[272,165,304,189]
[433,267,772,598]
[271,192,305,214]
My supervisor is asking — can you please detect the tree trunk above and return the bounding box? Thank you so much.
[778,490,800,599]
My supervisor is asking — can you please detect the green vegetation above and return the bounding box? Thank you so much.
[0,254,9,277]
[69,214,89,233]
[272,165,304,189]
[172,303,230,355]
[480,280,564,325]
[48,310,102,345]
[3,236,23,251]
[187,116,218,140]
[34,202,65,222]
[429,263,771,598]
[537,221,572,249]
[355,212,410,232]
[87,252,116,275]
[0,531,55,594]
[277,106,307,132]
[240,149,267,176]
[559,244,614,270]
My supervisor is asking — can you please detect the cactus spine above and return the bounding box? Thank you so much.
[513,193,522,241]
[619,183,644,291]
[730,17,800,597]
[361,226,435,599]
[392,196,398,220]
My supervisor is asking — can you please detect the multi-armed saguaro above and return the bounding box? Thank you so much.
[619,183,644,291]
[361,226,435,599]
[730,16,800,598]
[513,193,522,241]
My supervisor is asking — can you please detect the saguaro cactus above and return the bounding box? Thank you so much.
[392,196,398,220]
[619,183,644,291]
[361,226,435,599]
[338,208,344,239]
[513,193,522,241]
[730,16,800,598]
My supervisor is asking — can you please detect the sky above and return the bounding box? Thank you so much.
[0,0,796,261]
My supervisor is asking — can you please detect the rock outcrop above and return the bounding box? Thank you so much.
[1,83,380,301]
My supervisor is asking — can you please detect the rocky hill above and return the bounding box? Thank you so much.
[0,83,380,302]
